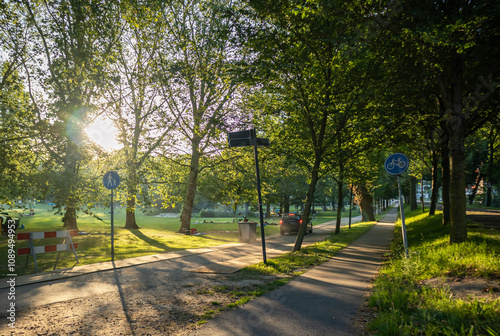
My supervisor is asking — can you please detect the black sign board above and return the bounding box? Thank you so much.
[228,138,252,148]
[227,129,270,148]
[228,129,254,140]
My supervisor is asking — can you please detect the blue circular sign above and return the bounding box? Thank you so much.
[103,171,120,190]
[384,153,409,176]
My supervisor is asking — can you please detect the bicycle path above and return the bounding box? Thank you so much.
[0,214,363,313]
[187,208,397,336]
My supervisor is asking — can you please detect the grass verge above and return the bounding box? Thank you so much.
[192,220,377,324]
[0,204,362,277]
[366,209,500,336]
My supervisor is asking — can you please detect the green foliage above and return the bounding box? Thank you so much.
[0,65,37,202]
[198,208,234,218]
[368,209,500,335]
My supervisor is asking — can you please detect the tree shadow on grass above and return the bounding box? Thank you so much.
[127,229,171,251]
[196,234,239,243]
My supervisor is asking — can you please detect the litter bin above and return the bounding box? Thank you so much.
[238,221,257,243]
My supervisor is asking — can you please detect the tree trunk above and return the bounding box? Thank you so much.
[353,184,375,222]
[178,142,201,233]
[448,111,467,243]
[283,194,290,214]
[63,206,78,230]
[61,142,80,231]
[485,128,495,206]
[232,201,239,218]
[440,128,451,226]
[410,176,418,211]
[266,203,271,218]
[335,177,343,234]
[468,173,483,205]
[421,176,425,212]
[293,156,321,252]
[429,148,439,216]
[125,163,139,229]
[348,185,353,229]
[125,193,139,229]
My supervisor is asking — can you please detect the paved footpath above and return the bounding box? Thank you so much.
[0,209,395,335]
[188,208,397,336]
[0,214,364,313]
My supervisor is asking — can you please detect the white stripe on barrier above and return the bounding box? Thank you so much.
[33,245,45,254]
[31,232,45,240]
[56,231,68,238]
[56,243,68,251]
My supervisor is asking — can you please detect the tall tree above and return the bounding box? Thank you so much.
[484,119,500,206]
[19,0,119,229]
[158,0,250,234]
[0,65,37,203]
[105,1,176,229]
[392,0,500,242]
[248,0,380,251]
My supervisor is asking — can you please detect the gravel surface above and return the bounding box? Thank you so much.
[0,234,308,336]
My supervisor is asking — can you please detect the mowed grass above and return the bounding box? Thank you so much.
[312,207,362,225]
[0,204,362,277]
[368,208,500,336]
[0,204,281,277]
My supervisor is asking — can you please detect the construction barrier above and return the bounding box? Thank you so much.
[17,230,79,271]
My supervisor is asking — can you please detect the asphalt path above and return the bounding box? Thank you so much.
[187,208,397,336]
[0,214,363,315]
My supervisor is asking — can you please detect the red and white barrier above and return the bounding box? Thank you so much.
[17,242,79,256]
[16,230,79,271]
[17,229,78,241]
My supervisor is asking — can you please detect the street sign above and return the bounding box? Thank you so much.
[256,138,270,146]
[384,153,409,176]
[228,129,270,148]
[103,171,120,190]
[228,138,252,148]
[226,128,270,264]
[384,153,409,257]
[228,129,254,140]
[103,170,120,261]
[228,137,270,148]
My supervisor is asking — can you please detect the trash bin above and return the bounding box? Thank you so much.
[238,221,257,243]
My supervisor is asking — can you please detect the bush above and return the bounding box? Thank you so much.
[199,208,234,218]
[145,208,161,216]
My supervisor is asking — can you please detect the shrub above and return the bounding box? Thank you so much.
[199,208,234,218]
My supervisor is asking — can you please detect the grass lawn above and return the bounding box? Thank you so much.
[2,204,362,277]
[1,203,286,277]
[311,207,362,225]
[367,208,500,336]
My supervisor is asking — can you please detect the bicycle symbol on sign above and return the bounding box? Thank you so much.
[387,157,407,170]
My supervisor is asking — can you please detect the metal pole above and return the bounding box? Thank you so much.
[397,175,409,257]
[111,189,114,262]
[252,129,267,264]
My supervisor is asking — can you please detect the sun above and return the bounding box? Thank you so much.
[85,116,122,151]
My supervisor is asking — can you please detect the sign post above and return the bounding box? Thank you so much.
[384,153,409,257]
[103,171,120,262]
[228,128,269,264]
